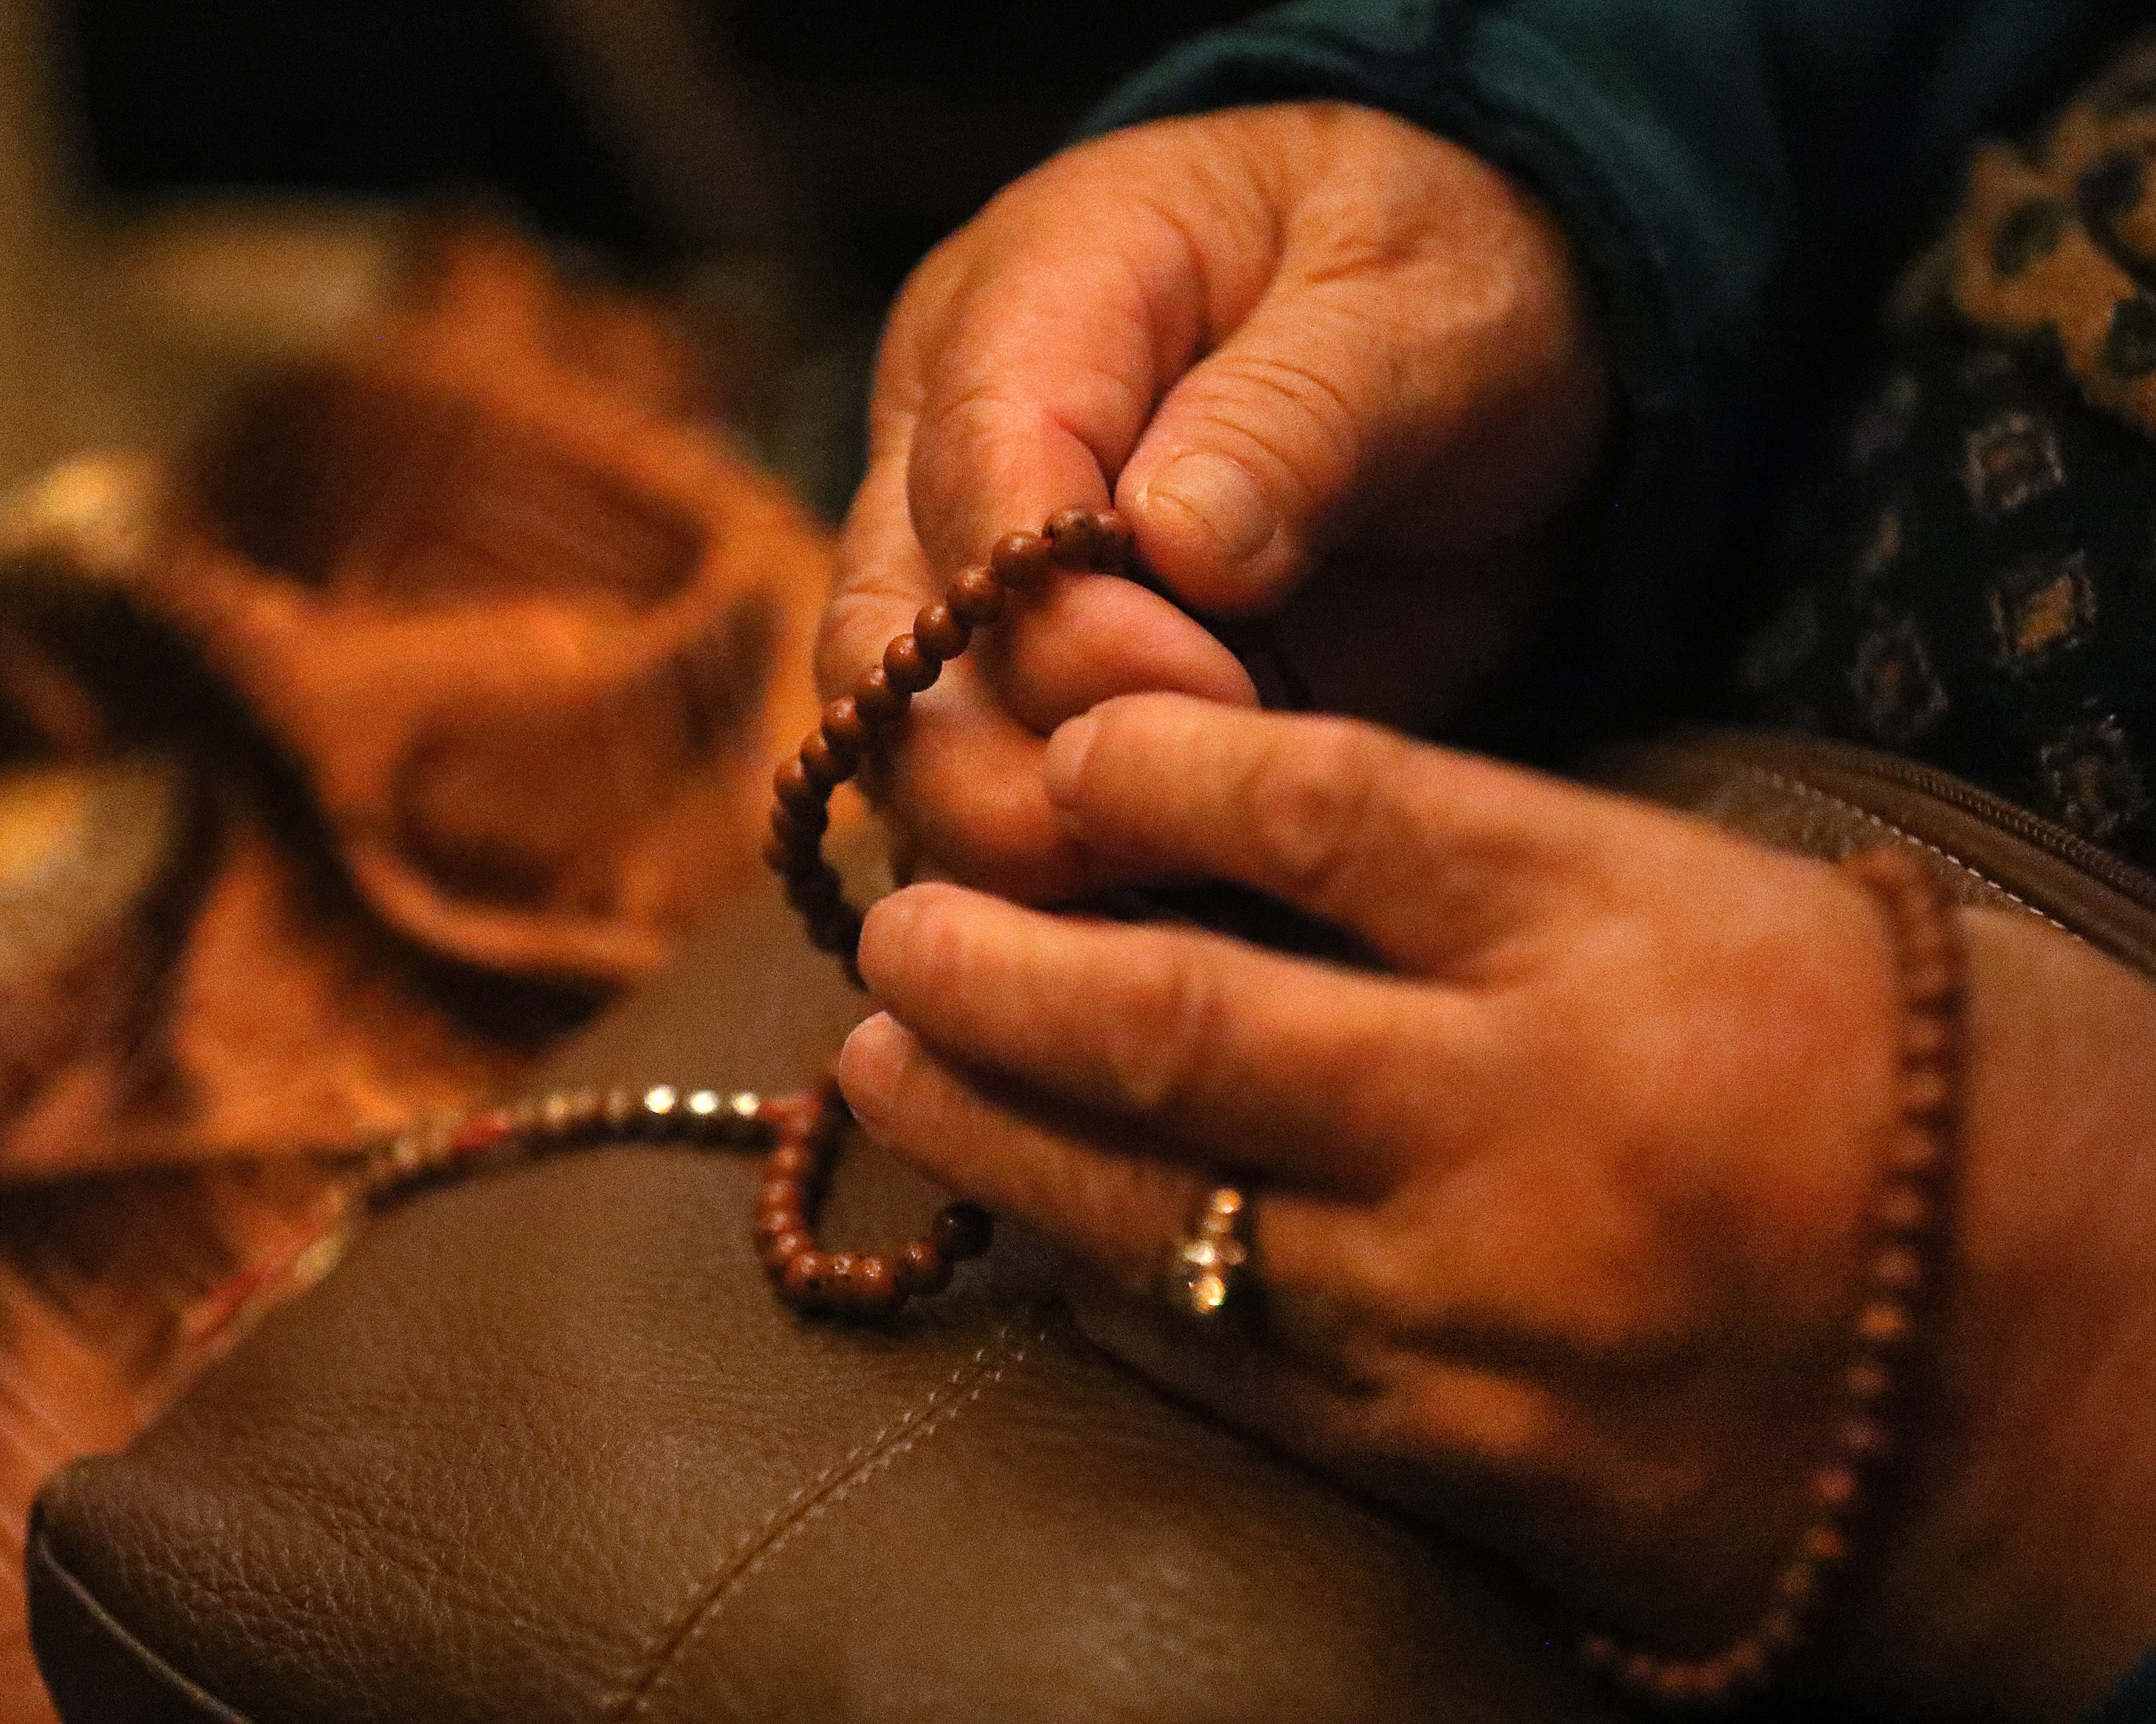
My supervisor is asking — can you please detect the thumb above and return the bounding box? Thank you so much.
[1118,131,1604,615]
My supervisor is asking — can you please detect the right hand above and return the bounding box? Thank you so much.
[820,101,1609,904]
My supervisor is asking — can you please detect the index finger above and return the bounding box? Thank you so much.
[891,163,1211,580]
[1041,694,1648,972]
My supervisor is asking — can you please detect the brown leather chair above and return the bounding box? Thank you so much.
[33,732,2156,1724]
[24,878,1609,1724]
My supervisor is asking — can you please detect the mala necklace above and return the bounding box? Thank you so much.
[753,506,1140,1312]
[753,507,1966,1708]
[345,503,1961,1710]
[353,510,1130,1321]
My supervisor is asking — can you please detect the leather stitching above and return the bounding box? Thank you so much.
[610,1303,1051,1720]
[1731,765,2074,936]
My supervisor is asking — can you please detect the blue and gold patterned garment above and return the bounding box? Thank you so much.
[1746,36,2156,868]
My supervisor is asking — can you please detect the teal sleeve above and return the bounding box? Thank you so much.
[1084,0,2137,734]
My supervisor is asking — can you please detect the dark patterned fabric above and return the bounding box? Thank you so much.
[1743,36,2156,870]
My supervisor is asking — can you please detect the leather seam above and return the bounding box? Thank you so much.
[28,1524,260,1723]
[610,1304,1050,1720]
[1733,766,2074,937]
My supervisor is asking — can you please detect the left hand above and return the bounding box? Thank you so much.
[836,692,1903,1650]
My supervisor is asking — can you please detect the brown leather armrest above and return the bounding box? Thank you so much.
[28,882,1604,1723]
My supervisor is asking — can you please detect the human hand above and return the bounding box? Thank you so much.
[821,103,1607,903]
[836,692,1906,1653]
[837,694,2156,1715]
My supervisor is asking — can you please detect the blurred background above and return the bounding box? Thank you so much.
[0,10,1305,1718]
[1,0,1260,517]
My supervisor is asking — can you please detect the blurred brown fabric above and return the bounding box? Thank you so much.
[0,225,840,1720]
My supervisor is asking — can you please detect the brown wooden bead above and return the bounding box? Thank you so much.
[1873,1181,1930,1232]
[1884,1124,1942,1175]
[761,1231,813,1273]
[821,696,869,762]
[1649,1665,1699,1704]
[1838,1414,1892,1459]
[788,884,842,921]
[1690,1659,1740,1704]
[808,913,859,950]
[884,634,938,694]
[1845,1358,1893,1401]
[946,564,1004,624]
[1902,956,1956,1010]
[781,1253,836,1302]
[809,910,862,955]
[1809,1464,1859,1512]
[802,889,854,925]
[758,1179,804,1212]
[1046,506,1116,569]
[853,664,907,728]
[772,825,832,871]
[1900,1009,1952,1062]
[783,865,842,907]
[756,1211,807,1248]
[895,1238,952,1296]
[1867,1243,1923,1293]
[1801,1526,1848,1566]
[913,600,970,660]
[851,1256,898,1305]
[1896,1065,1952,1120]
[932,1201,993,1259]
[772,757,821,812]
[770,803,826,849]
[1773,1562,1821,1608]
[800,732,849,791]
[766,1143,815,1180]
[990,531,1054,589]
[1857,1301,1911,1347]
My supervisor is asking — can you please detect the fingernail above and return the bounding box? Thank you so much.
[837,1013,907,1124]
[854,888,925,987]
[1140,453,1277,566]
[1043,710,1101,811]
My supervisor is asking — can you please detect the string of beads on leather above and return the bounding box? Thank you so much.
[755,506,1964,1706]
[757,507,1140,1313]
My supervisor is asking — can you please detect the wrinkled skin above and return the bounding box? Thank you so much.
[822,103,2156,1721]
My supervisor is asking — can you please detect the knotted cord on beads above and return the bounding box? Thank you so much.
[757,507,1137,1315]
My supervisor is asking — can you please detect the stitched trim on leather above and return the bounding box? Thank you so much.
[1728,763,2074,937]
[611,1302,1053,1721]
[28,1522,258,1724]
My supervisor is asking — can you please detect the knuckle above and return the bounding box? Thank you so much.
[1098,939,1230,1117]
[1201,350,1364,501]
[1239,718,1405,906]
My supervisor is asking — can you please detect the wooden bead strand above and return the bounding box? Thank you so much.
[1578,847,1962,1708]
[759,507,1136,1309]
[752,1078,994,1315]
[764,507,1136,982]
[335,1079,994,1321]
